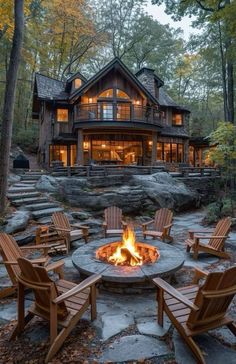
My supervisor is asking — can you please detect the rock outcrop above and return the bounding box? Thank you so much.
[43,172,198,215]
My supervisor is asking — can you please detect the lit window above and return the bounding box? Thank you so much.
[57,109,68,122]
[172,113,183,125]
[74,78,82,88]
[99,89,113,98]
[116,89,130,99]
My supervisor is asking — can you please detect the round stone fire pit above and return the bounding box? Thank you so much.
[72,238,185,293]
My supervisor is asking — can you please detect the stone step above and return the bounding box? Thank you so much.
[37,216,52,225]
[32,207,64,219]
[12,183,36,188]
[21,175,42,180]
[8,187,36,193]
[7,192,41,200]
[24,202,59,211]
[11,196,48,206]
[19,180,37,185]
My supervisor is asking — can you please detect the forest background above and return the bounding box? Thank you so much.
[0,0,235,151]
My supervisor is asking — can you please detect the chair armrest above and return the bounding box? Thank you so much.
[164,223,172,229]
[20,244,51,250]
[193,266,209,284]
[30,257,50,265]
[45,259,64,272]
[53,274,101,304]
[195,235,228,239]
[70,224,89,229]
[142,220,154,227]
[53,227,71,233]
[189,230,214,234]
[152,277,199,311]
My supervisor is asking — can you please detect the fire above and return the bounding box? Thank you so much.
[108,227,143,266]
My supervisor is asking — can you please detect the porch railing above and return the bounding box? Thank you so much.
[75,103,163,126]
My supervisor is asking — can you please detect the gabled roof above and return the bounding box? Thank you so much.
[159,88,190,112]
[66,71,87,84]
[69,57,159,105]
[34,73,69,100]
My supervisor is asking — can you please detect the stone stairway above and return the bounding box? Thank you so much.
[7,170,64,222]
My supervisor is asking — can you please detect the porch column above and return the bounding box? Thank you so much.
[151,132,157,165]
[76,129,84,165]
[184,140,189,164]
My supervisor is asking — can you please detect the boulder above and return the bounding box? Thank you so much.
[57,172,198,215]
[4,210,31,234]
[8,173,21,184]
[35,175,60,192]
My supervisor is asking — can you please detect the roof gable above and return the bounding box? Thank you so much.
[70,58,159,105]
[34,73,68,100]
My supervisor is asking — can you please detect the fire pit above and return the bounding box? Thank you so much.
[96,227,159,267]
[72,232,185,293]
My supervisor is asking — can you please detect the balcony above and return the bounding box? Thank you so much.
[75,103,163,126]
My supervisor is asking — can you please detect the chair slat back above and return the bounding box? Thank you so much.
[17,257,68,319]
[154,208,173,232]
[0,233,23,281]
[187,266,236,329]
[52,212,71,236]
[209,217,231,250]
[104,206,122,229]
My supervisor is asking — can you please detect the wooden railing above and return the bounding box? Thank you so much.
[51,164,220,178]
[75,103,163,126]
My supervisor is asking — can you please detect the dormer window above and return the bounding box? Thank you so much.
[57,108,68,122]
[172,113,183,126]
[74,78,82,89]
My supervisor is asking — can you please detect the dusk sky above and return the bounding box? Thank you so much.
[145,1,198,39]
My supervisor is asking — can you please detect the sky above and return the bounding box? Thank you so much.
[145,1,198,40]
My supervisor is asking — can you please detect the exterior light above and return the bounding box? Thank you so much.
[102,144,106,148]
[83,141,89,150]
[148,141,153,146]
[88,98,93,103]
[134,100,140,105]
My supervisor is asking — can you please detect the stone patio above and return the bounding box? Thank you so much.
[0,209,236,363]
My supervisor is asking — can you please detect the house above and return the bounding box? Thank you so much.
[32,57,191,168]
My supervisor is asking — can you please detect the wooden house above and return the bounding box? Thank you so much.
[32,58,191,168]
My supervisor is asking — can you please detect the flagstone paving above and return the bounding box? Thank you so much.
[0,204,236,362]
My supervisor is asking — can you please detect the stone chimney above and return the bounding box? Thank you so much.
[136,68,156,97]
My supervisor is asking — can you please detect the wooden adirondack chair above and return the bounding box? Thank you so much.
[185,217,231,259]
[103,206,127,237]
[142,208,173,242]
[36,212,89,254]
[153,266,236,364]
[0,233,64,299]
[11,257,101,363]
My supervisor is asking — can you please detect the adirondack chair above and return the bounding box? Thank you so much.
[103,206,127,237]
[142,208,173,242]
[11,257,101,363]
[36,212,89,254]
[153,266,236,364]
[185,217,231,259]
[0,233,64,299]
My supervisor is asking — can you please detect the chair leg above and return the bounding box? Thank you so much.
[10,312,34,340]
[184,336,206,364]
[227,322,236,336]
[45,318,78,363]
[193,249,198,260]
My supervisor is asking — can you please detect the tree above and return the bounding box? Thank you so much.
[0,0,24,214]
[152,0,235,123]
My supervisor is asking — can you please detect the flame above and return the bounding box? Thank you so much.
[108,226,143,266]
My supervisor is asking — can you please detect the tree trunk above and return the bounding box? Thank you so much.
[0,0,24,214]
[218,21,228,122]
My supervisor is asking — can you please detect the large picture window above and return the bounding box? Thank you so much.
[157,142,184,163]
